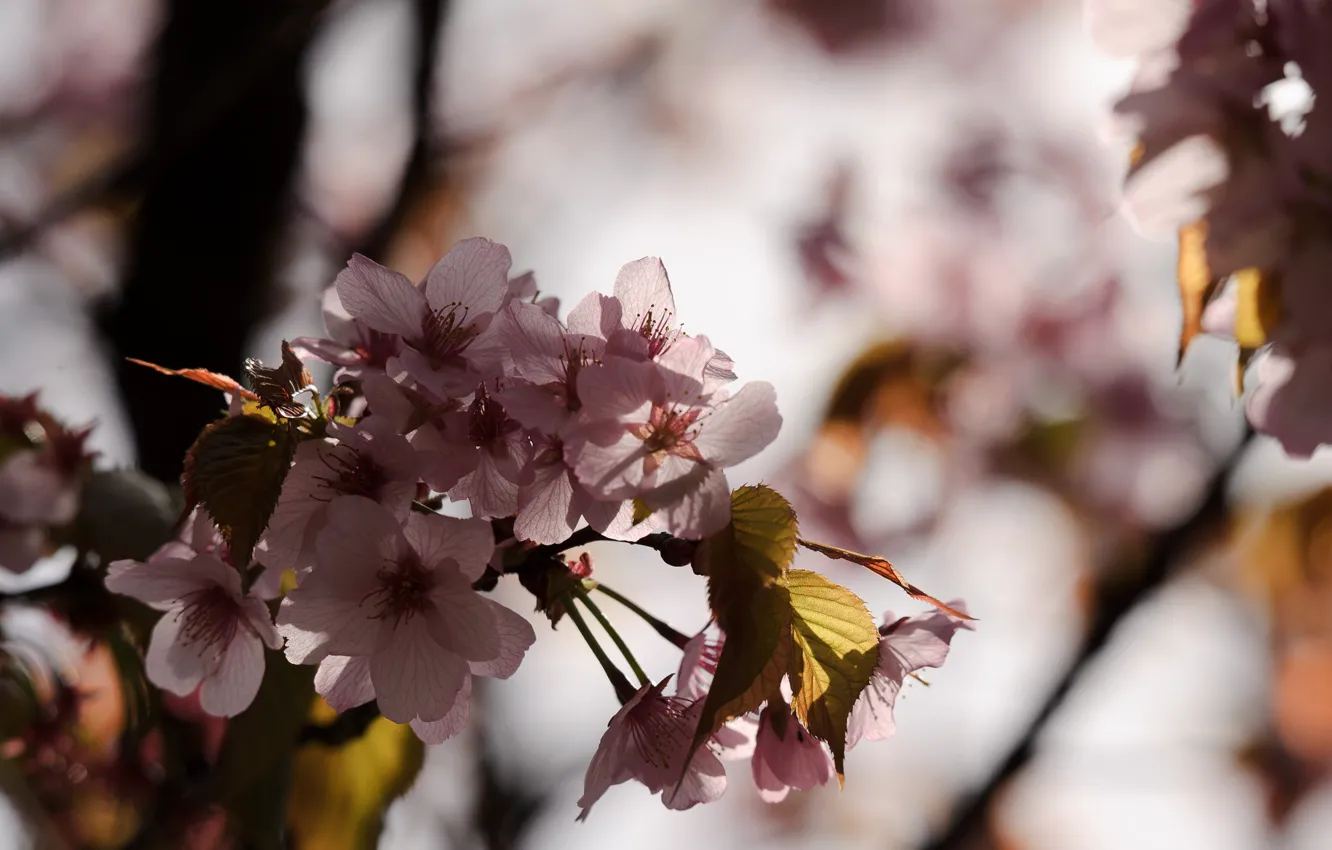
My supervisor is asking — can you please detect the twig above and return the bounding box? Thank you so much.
[919,431,1250,850]
[298,701,381,746]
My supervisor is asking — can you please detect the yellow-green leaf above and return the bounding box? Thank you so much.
[690,485,799,751]
[183,414,294,567]
[786,569,879,778]
[288,701,425,850]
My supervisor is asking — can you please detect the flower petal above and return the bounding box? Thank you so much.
[198,629,266,717]
[692,382,782,467]
[314,654,376,711]
[514,461,577,545]
[467,599,535,679]
[425,589,502,663]
[612,257,676,330]
[105,557,216,611]
[335,253,428,339]
[410,673,473,743]
[370,614,468,724]
[402,512,495,581]
[144,611,207,697]
[422,237,511,317]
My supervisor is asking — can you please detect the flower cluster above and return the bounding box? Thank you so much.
[578,605,971,814]
[1094,0,1332,456]
[0,395,93,575]
[100,238,781,746]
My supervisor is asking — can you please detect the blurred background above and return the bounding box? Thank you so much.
[4,0,1332,847]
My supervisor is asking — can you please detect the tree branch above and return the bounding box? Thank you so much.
[919,431,1251,850]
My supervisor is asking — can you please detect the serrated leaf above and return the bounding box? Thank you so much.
[786,569,879,778]
[183,414,294,567]
[1177,219,1219,364]
[288,702,425,850]
[690,485,799,752]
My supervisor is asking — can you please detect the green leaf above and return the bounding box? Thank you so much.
[786,569,880,779]
[690,485,799,751]
[183,414,294,568]
[217,653,316,849]
[288,706,425,850]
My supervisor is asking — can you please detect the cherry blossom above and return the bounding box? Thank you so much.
[495,299,605,435]
[277,496,533,741]
[447,386,526,519]
[847,604,973,748]
[257,416,418,573]
[291,285,403,382]
[336,239,513,398]
[105,553,281,717]
[567,340,781,537]
[513,434,638,545]
[577,677,726,819]
[359,370,479,493]
[750,697,835,803]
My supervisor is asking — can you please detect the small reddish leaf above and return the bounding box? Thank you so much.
[796,538,973,621]
[126,358,257,400]
[183,414,295,568]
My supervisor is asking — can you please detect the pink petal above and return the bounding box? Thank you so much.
[335,253,428,339]
[144,612,206,697]
[257,441,334,573]
[318,284,357,345]
[198,629,266,717]
[642,466,731,539]
[577,714,637,821]
[423,237,511,317]
[370,614,468,724]
[496,382,570,434]
[409,421,481,493]
[289,336,361,367]
[515,461,577,545]
[1246,346,1332,458]
[238,595,283,650]
[576,358,660,420]
[569,431,650,499]
[410,673,473,743]
[402,512,495,581]
[662,745,726,810]
[612,257,676,330]
[314,496,412,596]
[467,599,535,679]
[314,654,376,711]
[657,335,716,385]
[1084,0,1191,58]
[702,349,737,394]
[277,592,381,664]
[692,382,782,467]
[567,292,622,338]
[359,372,420,433]
[1121,135,1228,239]
[449,450,520,519]
[500,301,568,384]
[105,557,216,611]
[425,588,502,663]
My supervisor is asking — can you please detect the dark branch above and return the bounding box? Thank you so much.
[919,430,1252,850]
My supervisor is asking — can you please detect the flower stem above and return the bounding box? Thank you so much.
[564,601,637,702]
[573,589,652,688]
[584,580,692,649]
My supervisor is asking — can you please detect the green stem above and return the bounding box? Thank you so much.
[564,601,636,702]
[586,581,692,649]
[573,589,651,687]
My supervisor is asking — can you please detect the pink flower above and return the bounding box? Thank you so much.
[494,299,604,435]
[276,496,534,741]
[676,630,757,757]
[567,341,781,537]
[335,239,513,398]
[290,286,403,381]
[257,416,419,573]
[577,677,726,819]
[105,553,281,717]
[750,697,834,803]
[847,604,973,748]
[1083,0,1192,59]
[447,386,526,519]
[359,371,479,493]
[513,434,638,545]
